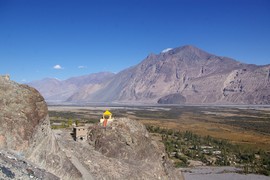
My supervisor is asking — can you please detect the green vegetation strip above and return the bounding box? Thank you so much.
[49,111,99,129]
[146,125,270,176]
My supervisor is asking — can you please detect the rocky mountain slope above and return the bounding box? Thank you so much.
[28,72,114,102]
[0,76,82,179]
[29,45,270,104]
[88,118,182,179]
[55,118,183,179]
[69,45,270,104]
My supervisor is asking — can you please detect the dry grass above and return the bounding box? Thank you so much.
[139,111,270,151]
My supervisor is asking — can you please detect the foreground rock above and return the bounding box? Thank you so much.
[55,118,183,179]
[0,150,58,179]
[0,77,82,179]
[88,118,183,179]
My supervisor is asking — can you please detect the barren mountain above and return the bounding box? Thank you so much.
[69,45,270,104]
[29,45,270,104]
[28,72,114,103]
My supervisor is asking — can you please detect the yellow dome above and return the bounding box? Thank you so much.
[103,110,112,116]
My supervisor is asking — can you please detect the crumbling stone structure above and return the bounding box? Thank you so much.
[73,126,87,142]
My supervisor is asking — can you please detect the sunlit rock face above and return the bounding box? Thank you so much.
[88,118,183,179]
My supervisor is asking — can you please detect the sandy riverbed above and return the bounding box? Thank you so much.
[182,166,269,180]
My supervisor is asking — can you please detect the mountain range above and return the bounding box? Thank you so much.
[27,72,115,103]
[28,45,270,105]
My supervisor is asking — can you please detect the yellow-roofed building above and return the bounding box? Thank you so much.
[103,110,112,116]
[100,110,114,127]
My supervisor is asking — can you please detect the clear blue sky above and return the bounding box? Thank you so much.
[1,0,270,83]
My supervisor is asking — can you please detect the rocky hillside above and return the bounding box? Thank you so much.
[29,45,270,104]
[54,118,183,179]
[0,77,82,179]
[88,118,182,179]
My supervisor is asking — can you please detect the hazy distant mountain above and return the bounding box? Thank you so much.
[28,72,115,102]
[29,45,270,104]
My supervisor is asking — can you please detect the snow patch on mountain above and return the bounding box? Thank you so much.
[161,48,173,53]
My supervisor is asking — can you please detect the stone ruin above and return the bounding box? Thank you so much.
[0,74,10,81]
[72,110,114,142]
[73,126,88,142]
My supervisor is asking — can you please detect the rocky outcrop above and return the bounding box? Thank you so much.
[0,150,58,179]
[158,93,186,104]
[87,118,183,179]
[0,77,82,179]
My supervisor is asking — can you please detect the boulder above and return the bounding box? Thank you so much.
[158,93,186,104]
[88,118,183,179]
[0,77,82,179]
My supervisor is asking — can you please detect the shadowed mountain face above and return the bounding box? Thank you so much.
[29,45,270,104]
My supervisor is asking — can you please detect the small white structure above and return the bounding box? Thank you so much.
[100,110,114,127]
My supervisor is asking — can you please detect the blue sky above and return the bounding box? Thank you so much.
[1,0,270,83]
